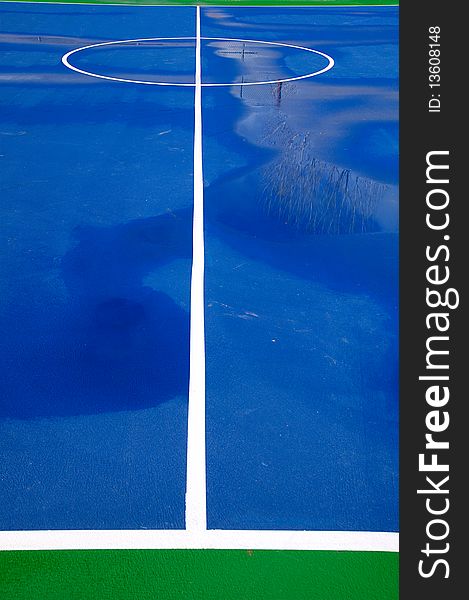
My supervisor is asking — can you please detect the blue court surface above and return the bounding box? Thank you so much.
[0,3,398,534]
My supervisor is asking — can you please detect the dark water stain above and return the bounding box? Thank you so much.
[0,208,193,420]
[62,208,193,296]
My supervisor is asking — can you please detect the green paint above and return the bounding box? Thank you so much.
[0,550,398,599]
[1,1,399,6]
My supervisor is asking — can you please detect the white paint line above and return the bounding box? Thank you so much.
[0,530,399,552]
[184,4,207,535]
[61,37,334,87]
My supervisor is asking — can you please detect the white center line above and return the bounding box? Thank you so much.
[185,4,207,534]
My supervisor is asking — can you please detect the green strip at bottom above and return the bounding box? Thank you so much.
[0,550,398,599]
[0,1,399,7]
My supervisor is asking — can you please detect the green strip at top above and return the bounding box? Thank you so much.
[0,1,399,7]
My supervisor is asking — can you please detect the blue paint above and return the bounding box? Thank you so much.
[0,4,398,534]
[0,4,195,529]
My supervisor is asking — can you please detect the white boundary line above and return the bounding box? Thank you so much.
[185,4,207,534]
[61,37,334,87]
[0,530,399,552]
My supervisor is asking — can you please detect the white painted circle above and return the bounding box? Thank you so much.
[62,36,334,87]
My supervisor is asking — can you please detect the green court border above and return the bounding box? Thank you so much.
[0,550,398,599]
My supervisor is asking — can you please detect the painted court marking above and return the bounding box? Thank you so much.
[0,3,399,553]
[185,4,206,534]
[0,529,398,552]
[61,37,335,87]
